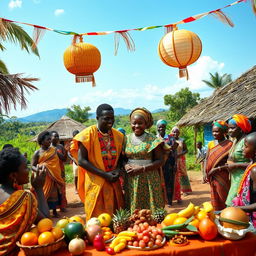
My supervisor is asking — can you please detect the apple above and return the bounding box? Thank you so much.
[56,218,69,229]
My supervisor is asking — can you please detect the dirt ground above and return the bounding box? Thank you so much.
[53,171,210,223]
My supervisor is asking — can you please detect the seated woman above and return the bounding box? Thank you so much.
[205,121,233,211]
[232,132,256,227]
[124,108,165,213]
[0,147,49,255]
[32,131,65,218]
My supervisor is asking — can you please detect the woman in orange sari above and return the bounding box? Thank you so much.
[0,147,49,255]
[70,104,124,221]
[32,131,65,218]
[205,121,233,211]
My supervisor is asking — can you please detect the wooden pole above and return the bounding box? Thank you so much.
[194,125,198,155]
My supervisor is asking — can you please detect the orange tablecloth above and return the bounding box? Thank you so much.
[19,233,256,256]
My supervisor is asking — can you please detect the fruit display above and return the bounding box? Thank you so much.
[169,235,189,246]
[219,207,250,230]
[101,226,114,241]
[20,218,64,246]
[152,208,167,224]
[112,208,131,234]
[98,213,112,227]
[68,237,86,255]
[93,234,106,251]
[198,215,218,240]
[64,222,86,242]
[85,224,102,243]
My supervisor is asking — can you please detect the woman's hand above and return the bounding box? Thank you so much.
[104,171,119,183]
[31,165,46,189]
[126,164,144,175]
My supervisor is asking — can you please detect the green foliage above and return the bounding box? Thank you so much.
[202,72,232,89]
[67,105,91,123]
[164,88,200,121]
[65,164,74,184]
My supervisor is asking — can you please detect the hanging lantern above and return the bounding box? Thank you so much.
[158,27,202,80]
[63,35,101,86]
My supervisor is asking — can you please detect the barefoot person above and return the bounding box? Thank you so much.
[32,131,65,218]
[0,147,49,255]
[232,132,256,227]
[51,131,68,212]
[70,104,124,220]
[171,126,192,196]
[205,121,233,211]
[124,108,165,213]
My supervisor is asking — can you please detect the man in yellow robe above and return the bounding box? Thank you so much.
[70,104,124,220]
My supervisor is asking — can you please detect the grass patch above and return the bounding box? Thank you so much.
[186,154,201,172]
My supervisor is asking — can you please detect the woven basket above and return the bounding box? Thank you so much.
[16,235,65,256]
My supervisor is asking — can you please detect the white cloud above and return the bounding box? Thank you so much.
[8,0,22,9]
[54,9,64,16]
[68,56,225,111]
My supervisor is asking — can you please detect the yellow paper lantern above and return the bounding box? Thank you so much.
[158,28,202,80]
[63,36,101,86]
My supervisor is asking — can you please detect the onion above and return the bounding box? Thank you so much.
[68,237,86,255]
[86,225,102,243]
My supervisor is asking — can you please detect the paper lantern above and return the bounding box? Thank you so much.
[63,36,101,86]
[158,28,202,80]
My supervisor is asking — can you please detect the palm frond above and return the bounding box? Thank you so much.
[0,19,39,57]
[0,59,9,74]
[0,72,38,114]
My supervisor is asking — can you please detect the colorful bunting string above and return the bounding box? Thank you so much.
[0,0,247,51]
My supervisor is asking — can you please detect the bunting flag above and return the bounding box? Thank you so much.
[0,0,247,50]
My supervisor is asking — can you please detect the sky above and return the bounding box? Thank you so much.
[0,0,256,118]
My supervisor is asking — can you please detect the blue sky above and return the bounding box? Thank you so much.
[0,0,255,117]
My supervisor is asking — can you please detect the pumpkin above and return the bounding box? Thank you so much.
[220,207,249,230]
[198,215,218,240]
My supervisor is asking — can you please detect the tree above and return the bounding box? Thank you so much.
[164,87,200,121]
[66,105,91,123]
[0,19,39,114]
[202,72,232,89]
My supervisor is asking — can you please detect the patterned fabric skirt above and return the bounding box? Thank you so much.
[124,169,165,213]
[177,157,192,193]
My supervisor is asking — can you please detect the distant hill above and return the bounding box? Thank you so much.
[16,107,166,123]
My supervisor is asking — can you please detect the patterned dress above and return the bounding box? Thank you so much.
[226,137,250,206]
[124,132,165,213]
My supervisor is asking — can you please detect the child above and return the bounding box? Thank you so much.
[232,132,256,227]
[195,141,207,183]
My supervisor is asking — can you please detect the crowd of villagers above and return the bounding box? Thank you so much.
[1,103,256,255]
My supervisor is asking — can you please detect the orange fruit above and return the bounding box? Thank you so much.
[30,227,40,237]
[189,218,200,228]
[173,217,187,225]
[195,210,207,221]
[38,231,55,245]
[52,227,63,241]
[21,232,38,246]
[37,218,53,233]
[69,216,85,225]
[163,213,178,226]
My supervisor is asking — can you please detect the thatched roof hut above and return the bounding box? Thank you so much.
[31,116,86,142]
[177,65,256,127]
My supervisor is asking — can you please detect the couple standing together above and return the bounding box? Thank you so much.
[70,104,166,220]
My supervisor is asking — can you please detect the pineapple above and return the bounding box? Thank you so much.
[152,208,167,224]
[112,208,131,234]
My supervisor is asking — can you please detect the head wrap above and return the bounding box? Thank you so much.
[171,126,180,133]
[156,119,167,127]
[130,107,154,129]
[228,114,252,133]
[117,127,126,135]
[213,120,228,132]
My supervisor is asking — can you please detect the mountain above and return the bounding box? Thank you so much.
[16,107,166,123]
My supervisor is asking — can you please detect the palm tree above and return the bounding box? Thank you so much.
[0,19,39,114]
[202,72,232,89]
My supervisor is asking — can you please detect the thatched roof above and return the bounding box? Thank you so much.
[176,65,256,127]
[31,116,86,142]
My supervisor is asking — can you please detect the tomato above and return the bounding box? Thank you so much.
[139,240,146,248]
[156,235,163,241]
[143,222,149,229]
[155,239,162,246]
[143,236,149,243]
[142,230,149,236]
[64,222,85,241]
[137,233,143,240]
[133,241,139,247]
[148,241,154,248]
[105,247,115,255]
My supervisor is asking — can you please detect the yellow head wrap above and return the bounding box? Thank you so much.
[130,107,154,129]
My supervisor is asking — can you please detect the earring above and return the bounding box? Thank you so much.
[13,178,19,190]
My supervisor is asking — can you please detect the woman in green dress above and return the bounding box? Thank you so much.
[209,114,251,206]
[124,108,165,213]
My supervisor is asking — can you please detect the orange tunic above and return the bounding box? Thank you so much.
[0,190,38,255]
[70,125,124,220]
[38,146,65,200]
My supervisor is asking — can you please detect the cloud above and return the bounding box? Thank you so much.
[68,56,225,110]
[8,0,22,9]
[54,9,65,16]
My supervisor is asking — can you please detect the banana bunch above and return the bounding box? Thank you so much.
[200,202,214,213]
[109,231,137,253]
[177,202,195,218]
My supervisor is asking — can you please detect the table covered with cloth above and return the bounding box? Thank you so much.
[19,232,256,256]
